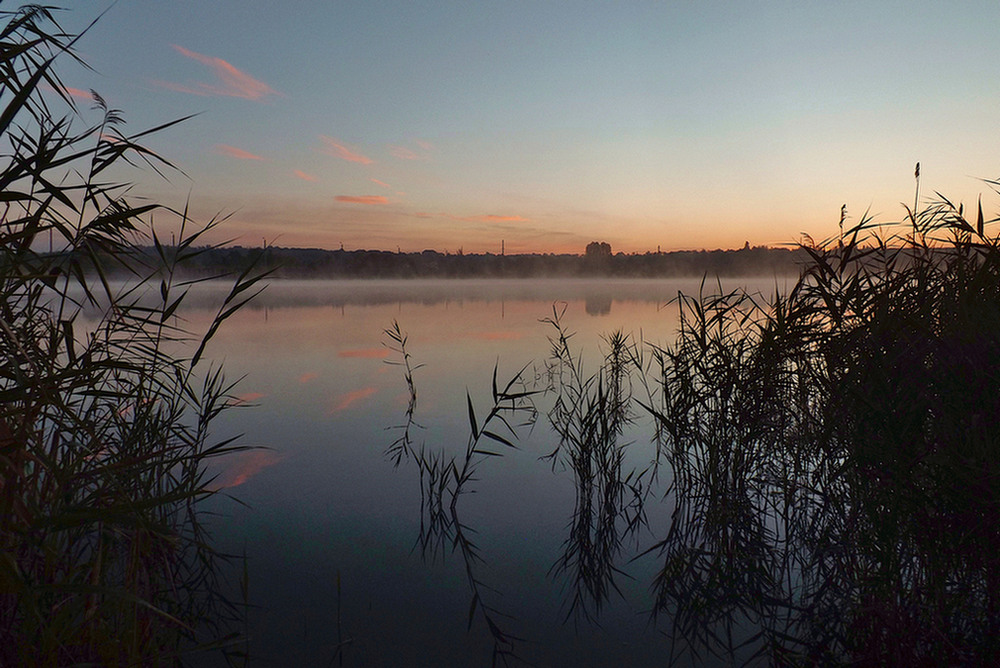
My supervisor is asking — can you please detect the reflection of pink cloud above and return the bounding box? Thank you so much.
[319,136,373,164]
[298,371,319,383]
[66,86,92,100]
[338,348,390,359]
[169,45,277,100]
[294,169,317,181]
[214,449,285,489]
[215,144,264,160]
[230,392,266,406]
[329,387,378,414]
[371,178,391,189]
[470,331,523,341]
[335,195,388,205]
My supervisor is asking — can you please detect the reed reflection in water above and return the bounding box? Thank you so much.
[198,278,734,666]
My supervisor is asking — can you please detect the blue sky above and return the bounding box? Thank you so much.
[54,1,1000,252]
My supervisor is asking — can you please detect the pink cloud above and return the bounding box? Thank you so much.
[371,178,391,189]
[338,348,390,359]
[415,139,433,151]
[335,195,388,205]
[215,144,264,160]
[319,136,373,164]
[298,371,319,383]
[294,169,317,182]
[213,450,285,489]
[390,145,419,160]
[167,45,277,101]
[329,387,378,414]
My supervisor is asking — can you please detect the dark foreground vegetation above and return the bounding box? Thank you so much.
[0,6,261,665]
[388,190,1000,665]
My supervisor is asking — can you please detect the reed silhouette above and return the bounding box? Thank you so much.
[0,6,265,664]
[385,321,536,666]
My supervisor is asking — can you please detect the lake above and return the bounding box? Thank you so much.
[186,277,793,666]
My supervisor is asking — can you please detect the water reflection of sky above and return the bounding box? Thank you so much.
[180,278,790,665]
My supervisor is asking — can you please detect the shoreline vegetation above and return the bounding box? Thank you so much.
[1,5,263,665]
[94,243,809,279]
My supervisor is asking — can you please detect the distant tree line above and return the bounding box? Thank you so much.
[128,243,808,279]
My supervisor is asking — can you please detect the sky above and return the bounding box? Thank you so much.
[49,1,1000,253]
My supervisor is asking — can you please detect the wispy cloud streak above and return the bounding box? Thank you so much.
[319,136,373,164]
[294,169,317,181]
[389,139,433,161]
[165,45,277,100]
[389,145,419,160]
[335,195,388,205]
[215,144,264,160]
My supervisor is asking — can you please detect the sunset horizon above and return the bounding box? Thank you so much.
[52,2,1000,256]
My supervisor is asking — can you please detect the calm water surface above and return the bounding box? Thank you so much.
[189,278,790,666]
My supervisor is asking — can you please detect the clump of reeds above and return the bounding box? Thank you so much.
[644,176,1000,665]
[0,6,263,665]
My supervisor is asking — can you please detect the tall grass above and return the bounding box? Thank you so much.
[0,6,263,664]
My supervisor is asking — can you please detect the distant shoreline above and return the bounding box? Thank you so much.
[150,244,809,279]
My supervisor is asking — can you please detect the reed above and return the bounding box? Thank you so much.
[0,6,264,664]
[384,324,536,666]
